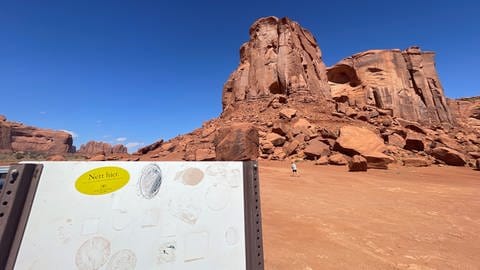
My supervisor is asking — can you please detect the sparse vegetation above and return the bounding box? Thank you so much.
[0,151,87,165]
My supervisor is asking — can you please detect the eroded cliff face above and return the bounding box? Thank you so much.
[327,46,453,125]
[0,115,74,154]
[222,16,331,114]
[134,18,479,168]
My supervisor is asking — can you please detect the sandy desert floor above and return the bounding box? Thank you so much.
[258,161,480,270]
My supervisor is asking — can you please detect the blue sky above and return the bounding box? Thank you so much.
[1,0,479,152]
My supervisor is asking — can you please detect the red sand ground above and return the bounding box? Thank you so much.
[259,161,480,269]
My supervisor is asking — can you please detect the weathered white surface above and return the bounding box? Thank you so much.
[15,161,246,270]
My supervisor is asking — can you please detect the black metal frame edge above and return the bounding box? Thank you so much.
[243,160,264,270]
[0,164,43,270]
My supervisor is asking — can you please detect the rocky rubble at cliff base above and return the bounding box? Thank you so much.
[135,92,479,170]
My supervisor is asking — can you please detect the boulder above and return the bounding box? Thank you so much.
[271,122,290,137]
[403,157,430,167]
[377,108,393,116]
[304,139,330,159]
[388,133,406,148]
[397,119,428,135]
[215,123,259,161]
[195,148,216,161]
[319,138,336,147]
[436,134,462,151]
[260,140,275,154]
[334,126,386,156]
[292,118,316,137]
[328,153,348,165]
[345,107,358,118]
[294,133,308,142]
[356,111,370,122]
[314,156,329,165]
[392,128,407,138]
[430,147,466,166]
[404,133,425,151]
[284,139,300,156]
[90,154,106,161]
[367,109,380,118]
[348,155,367,171]
[381,117,393,127]
[266,132,286,146]
[362,152,394,169]
[319,127,338,139]
[272,148,287,160]
[331,112,344,118]
[279,108,297,119]
[469,152,480,159]
[336,102,348,114]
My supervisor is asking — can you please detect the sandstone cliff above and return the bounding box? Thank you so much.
[134,17,479,170]
[0,115,74,154]
[222,16,331,116]
[328,46,453,125]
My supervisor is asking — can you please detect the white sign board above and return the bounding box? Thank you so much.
[0,161,263,270]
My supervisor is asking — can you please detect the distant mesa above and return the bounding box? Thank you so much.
[0,115,74,154]
[0,115,128,161]
[78,141,128,156]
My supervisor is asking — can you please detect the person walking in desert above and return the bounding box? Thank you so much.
[291,160,299,177]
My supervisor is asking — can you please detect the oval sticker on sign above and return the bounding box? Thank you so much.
[75,166,130,195]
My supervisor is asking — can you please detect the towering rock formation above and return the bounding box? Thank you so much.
[327,46,453,125]
[71,17,478,168]
[0,115,74,153]
[222,16,331,114]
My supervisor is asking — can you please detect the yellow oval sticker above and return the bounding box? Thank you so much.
[75,166,130,195]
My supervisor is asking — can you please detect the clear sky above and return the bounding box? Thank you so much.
[1,0,479,152]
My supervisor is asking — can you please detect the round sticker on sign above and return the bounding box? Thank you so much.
[76,166,130,195]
